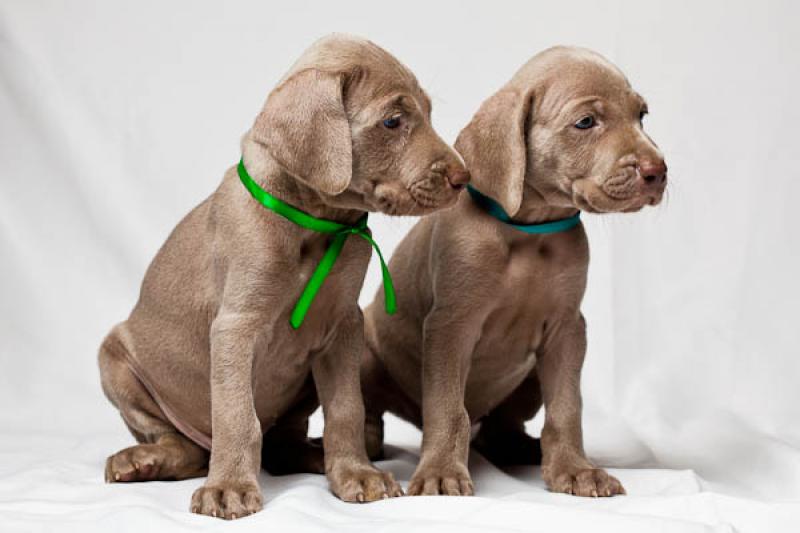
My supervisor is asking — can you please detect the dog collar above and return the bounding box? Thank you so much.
[467,185,581,234]
[237,159,396,329]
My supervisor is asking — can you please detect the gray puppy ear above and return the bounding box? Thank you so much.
[252,68,352,195]
[454,87,532,217]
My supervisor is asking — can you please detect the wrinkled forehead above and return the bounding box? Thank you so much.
[286,35,431,115]
[348,59,431,117]
[349,75,432,118]
[514,48,644,120]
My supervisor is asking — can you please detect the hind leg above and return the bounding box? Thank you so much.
[262,340,423,474]
[472,374,543,466]
[258,347,414,475]
[260,377,325,475]
[361,346,388,462]
[99,330,209,482]
[360,345,422,462]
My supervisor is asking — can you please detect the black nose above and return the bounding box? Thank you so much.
[639,158,667,186]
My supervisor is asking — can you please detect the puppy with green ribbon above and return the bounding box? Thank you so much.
[98,34,468,519]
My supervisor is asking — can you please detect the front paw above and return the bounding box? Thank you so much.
[408,461,474,496]
[190,481,263,519]
[328,462,403,502]
[543,463,625,497]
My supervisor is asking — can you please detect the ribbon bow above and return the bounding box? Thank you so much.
[237,159,396,329]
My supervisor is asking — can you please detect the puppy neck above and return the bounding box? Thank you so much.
[241,138,364,226]
[509,182,579,225]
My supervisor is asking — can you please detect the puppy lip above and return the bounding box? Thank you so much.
[647,192,665,206]
[407,177,461,210]
[571,189,600,213]
[580,193,611,213]
[572,179,608,213]
[574,180,657,214]
[402,191,458,216]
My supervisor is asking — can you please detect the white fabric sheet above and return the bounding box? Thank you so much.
[1,1,799,531]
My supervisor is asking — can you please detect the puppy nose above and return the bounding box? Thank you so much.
[445,167,470,189]
[639,158,667,187]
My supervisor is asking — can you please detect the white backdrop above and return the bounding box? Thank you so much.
[1,1,799,531]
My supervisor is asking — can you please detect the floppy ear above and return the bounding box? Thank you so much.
[454,87,532,217]
[251,69,352,195]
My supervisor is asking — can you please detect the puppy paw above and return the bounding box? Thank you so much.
[328,463,403,502]
[408,461,474,496]
[545,466,625,497]
[190,482,263,519]
[105,444,168,482]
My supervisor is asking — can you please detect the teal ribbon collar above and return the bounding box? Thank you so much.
[467,185,581,234]
[237,159,396,329]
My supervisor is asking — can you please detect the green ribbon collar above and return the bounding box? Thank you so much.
[467,185,581,234]
[237,159,396,329]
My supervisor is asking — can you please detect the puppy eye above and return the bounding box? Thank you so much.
[382,115,402,129]
[574,116,595,130]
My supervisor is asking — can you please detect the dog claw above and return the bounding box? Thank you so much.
[549,467,625,497]
[329,465,403,502]
[191,483,262,519]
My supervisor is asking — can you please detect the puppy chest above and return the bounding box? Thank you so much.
[474,313,544,369]
[465,308,545,420]
[499,241,584,318]
[295,234,371,299]
[467,341,538,420]
[503,239,571,285]
[250,332,320,423]
[465,248,570,389]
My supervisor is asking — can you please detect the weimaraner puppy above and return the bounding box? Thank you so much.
[98,34,469,519]
[360,46,667,497]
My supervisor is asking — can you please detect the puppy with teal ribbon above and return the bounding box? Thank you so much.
[359,46,667,497]
[97,34,468,519]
